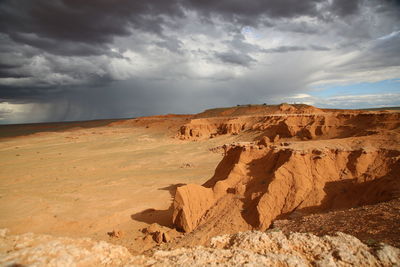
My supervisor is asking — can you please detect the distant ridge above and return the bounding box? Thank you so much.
[194,103,323,118]
[359,106,400,111]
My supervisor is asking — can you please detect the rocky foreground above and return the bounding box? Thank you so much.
[1,228,399,266]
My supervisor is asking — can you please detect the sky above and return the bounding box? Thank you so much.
[0,0,400,124]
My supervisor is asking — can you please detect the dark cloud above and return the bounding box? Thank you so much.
[0,62,29,78]
[0,0,367,57]
[0,70,312,123]
[0,0,184,56]
[215,51,256,66]
[337,31,400,71]
[183,0,324,23]
[330,0,361,17]
[0,0,399,124]
[0,71,28,79]
[309,45,331,51]
[261,45,331,53]
[182,0,367,26]
[263,46,306,53]
[272,20,321,34]
[0,84,67,102]
[9,32,112,57]
[155,36,184,54]
[224,33,265,53]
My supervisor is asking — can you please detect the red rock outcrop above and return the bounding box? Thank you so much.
[194,103,323,118]
[173,136,400,235]
[178,111,400,140]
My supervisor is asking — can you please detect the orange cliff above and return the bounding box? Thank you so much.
[173,143,400,233]
[171,104,400,243]
[177,110,399,141]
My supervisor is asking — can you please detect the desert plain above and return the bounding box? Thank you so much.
[1,104,400,266]
[0,115,228,251]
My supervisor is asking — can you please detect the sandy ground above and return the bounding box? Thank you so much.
[0,123,236,252]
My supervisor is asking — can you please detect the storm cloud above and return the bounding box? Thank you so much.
[0,0,399,123]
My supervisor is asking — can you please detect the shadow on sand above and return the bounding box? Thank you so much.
[130,183,186,228]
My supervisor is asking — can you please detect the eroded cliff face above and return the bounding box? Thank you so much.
[194,103,323,118]
[175,109,400,237]
[178,112,400,140]
[256,147,399,230]
[173,139,400,236]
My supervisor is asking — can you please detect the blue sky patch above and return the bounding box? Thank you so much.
[310,79,400,98]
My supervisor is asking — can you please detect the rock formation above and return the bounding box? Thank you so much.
[178,109,399,140]
[173,107,400,240]
[173,140,400,235]
[3,228,399,266]
[0,229,133,266]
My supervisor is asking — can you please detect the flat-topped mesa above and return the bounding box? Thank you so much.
[177,110,400,140]
[177,103,323,140]
[194,103,324,118]
[172,142,400,234]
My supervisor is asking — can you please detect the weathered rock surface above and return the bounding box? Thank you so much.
[178,109,400,140]
[173,138,400,236]
[2,229,399,266]
[141,223,179,244]
[0,229,133,266]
